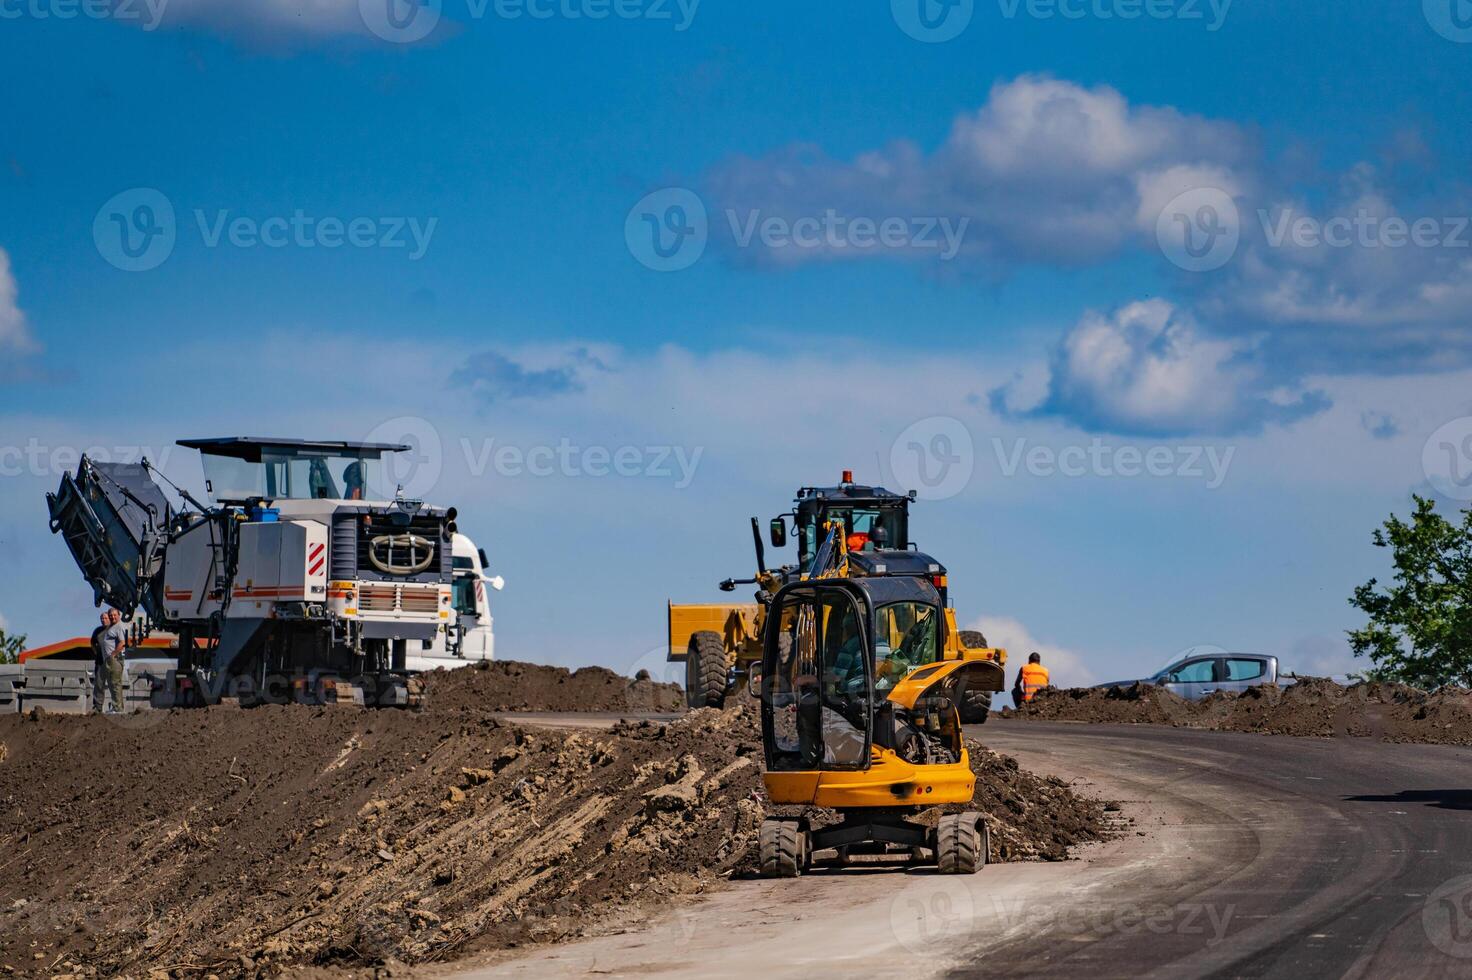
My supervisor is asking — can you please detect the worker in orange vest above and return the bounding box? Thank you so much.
[1013,652,1050,707]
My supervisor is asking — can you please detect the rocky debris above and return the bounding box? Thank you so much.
[0,664,1112,977]
[1014,677,1472,744]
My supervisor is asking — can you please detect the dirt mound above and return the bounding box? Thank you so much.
[423,659,685,713]
[0,664,1111,977]
[1013,678,1472,744]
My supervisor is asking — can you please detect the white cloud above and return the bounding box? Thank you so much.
[151,0,379,43]
[968,614,1093,690]
[997,299,1328,436]
[704,75,1253,269]
[0,248,37,355]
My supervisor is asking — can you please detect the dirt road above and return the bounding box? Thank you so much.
[463,720,1472,979]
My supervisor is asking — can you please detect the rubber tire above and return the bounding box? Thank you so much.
[956,631,992,724]
[759,819,805,878]
[686,631,731,709]
[936,813,986,875]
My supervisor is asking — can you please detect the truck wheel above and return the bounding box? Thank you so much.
[686,631,731,709]
[759,819,806,878]
[936,813,986,875]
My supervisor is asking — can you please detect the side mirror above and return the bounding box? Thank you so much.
[769,518,787,549]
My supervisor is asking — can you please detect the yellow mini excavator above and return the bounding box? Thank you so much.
[756,523,1004,876]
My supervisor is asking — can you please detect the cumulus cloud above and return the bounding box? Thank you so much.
[141,0,445,46]
[701,75,1472,403]
[0,247,42,384]
[993,299,1329,436]
[968,615,1093,690]
[449,348,604,404]
[703,75,1252,270]
[1194,165,1472,372]
[0,248,36,355]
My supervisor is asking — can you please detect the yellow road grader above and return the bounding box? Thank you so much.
[667,473,1005,722]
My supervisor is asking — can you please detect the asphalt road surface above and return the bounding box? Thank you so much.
[458,719,1472,980]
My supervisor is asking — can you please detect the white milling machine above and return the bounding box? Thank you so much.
[47,438,502,707]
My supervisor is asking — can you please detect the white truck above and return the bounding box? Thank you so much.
[407,532,503,672]
[47,437,501,707]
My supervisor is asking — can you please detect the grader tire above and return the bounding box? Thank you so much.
[956,630,992,724]
[958,630,988,649]
[686,631,731,709]
[936,813,986,875]
[759,819,805,878]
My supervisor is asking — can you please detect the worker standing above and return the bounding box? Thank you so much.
[1012,652,1050,707]
[97,609,128,715]
[89,611,110,714]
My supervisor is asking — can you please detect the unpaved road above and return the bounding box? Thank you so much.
[458,720,1472,979]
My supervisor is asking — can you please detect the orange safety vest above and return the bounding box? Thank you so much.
[1019,663,1050,701]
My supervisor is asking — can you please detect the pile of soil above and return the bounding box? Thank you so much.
[0,662,1111,977]
[421,659,685,713]
[1013,678,1472,744]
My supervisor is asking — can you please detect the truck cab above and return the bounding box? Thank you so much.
[407,532,503,671]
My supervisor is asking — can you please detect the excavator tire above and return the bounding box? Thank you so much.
[759,819,806,878]
[956,630,992,724]
[686,631,731,709]
[936,812,987,875]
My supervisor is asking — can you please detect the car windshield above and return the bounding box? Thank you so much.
[200,450,385,503]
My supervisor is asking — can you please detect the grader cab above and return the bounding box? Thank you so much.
[667,472,1006,715]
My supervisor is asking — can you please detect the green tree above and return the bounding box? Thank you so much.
[0,628,24,665]
[1349,495,1472,689]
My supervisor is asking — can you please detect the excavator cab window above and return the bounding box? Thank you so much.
[764,586,872,772]
[873,601,939,692]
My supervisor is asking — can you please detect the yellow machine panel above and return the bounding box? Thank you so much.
[667,602,761,659]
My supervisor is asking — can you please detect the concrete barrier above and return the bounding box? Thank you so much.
[0,665,21,713]
[14,661,162,715]
[20,662,92,714]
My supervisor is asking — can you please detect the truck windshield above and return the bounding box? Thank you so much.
[200,451,385,503]
[800,506,909,566]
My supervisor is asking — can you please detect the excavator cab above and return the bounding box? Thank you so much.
[757,574,999,877]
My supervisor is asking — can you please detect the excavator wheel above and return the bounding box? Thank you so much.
[686,630,731,709]
[936,812,987,875]
[956,630,992,724]
[759,818,807,878]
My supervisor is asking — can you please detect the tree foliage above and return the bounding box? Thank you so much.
[1349,495,1472,689]
[0,628,24,665]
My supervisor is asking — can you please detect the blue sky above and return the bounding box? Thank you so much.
[2,0,1472,687]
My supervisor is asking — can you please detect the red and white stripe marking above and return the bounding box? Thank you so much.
[308,542,326,576]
